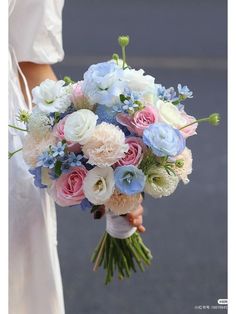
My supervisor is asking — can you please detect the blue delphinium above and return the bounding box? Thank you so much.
[143,123,186,157]
[119,88,141,113]
[114,165,146,195]
[51,142,66,157]
[37,151,56,169]
[177,84,193,99]
[29,167,47,188]
[61,162,71,174]
[68,153,83,167]
[156,84,178,102]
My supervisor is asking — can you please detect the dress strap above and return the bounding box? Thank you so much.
[9,45,33,111]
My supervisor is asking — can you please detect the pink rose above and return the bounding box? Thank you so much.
[53,116,67,140]
[53,116,81,153]
[180,111,198,138]
[116,106,158,136]
[50,166,88,206]
[115,137,146,167]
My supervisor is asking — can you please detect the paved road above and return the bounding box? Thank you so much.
[54,1,227,313]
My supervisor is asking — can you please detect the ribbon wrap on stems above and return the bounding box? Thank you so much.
[106,211,136,239]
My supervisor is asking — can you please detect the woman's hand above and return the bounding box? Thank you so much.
[127,204,145,233]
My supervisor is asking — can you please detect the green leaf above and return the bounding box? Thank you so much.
[119,94,126,103]
[54,112,61,124]
[54,160,62,177]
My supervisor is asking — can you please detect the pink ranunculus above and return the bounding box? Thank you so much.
[116,106,158,136]
[50,166,88,206]
[115,137,146,167]
[71,81,94,110]
[180,111,198,138]
[71,82,83,104]
[53,116,82,153]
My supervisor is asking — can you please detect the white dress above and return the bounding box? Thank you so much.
[9,1,65,313]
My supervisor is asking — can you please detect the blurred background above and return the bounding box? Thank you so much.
[53,0,227,313]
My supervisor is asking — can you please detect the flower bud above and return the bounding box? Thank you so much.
[112,53,119,62]
[63,76,74,85]
[175,159,184,168]
[118,35,130,47]
[208,113,220,126]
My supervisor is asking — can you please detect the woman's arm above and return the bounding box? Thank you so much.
[18,62,57,102]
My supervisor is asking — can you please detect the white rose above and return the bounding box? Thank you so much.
[64,109,98,144]
[155,100,187,128]
[32,79,72,113]
[83,166,115,205]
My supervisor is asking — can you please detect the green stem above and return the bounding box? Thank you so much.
[179,117,209,130]
[8,148,23,159]
[8,124,28,132]
[122,46,126,69]
[93,232,107,271]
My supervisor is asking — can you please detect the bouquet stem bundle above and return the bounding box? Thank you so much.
[91,231,152,284]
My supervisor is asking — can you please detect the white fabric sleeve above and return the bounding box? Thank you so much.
[9,0,64,64]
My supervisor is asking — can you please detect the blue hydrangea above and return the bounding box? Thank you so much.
[114,165,146,195]
[177,84,193,99]
[143,123,186,157]
[29,167,47,188]
[95,104,119,125]
[95,104,131,136]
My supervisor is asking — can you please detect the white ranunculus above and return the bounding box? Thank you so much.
[64,109,98,144]
[155,100,187,128]
[32,79,72,113]
[144,166,179,198]
[83,166,115,205]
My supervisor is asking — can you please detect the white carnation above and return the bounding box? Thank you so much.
[83,166,115,205]
[32,79,71,113]
[144,166,179,198]
[82,122,129,167]
[64,109,98,144]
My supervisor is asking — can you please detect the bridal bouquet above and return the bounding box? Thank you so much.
[9,35,220,284]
